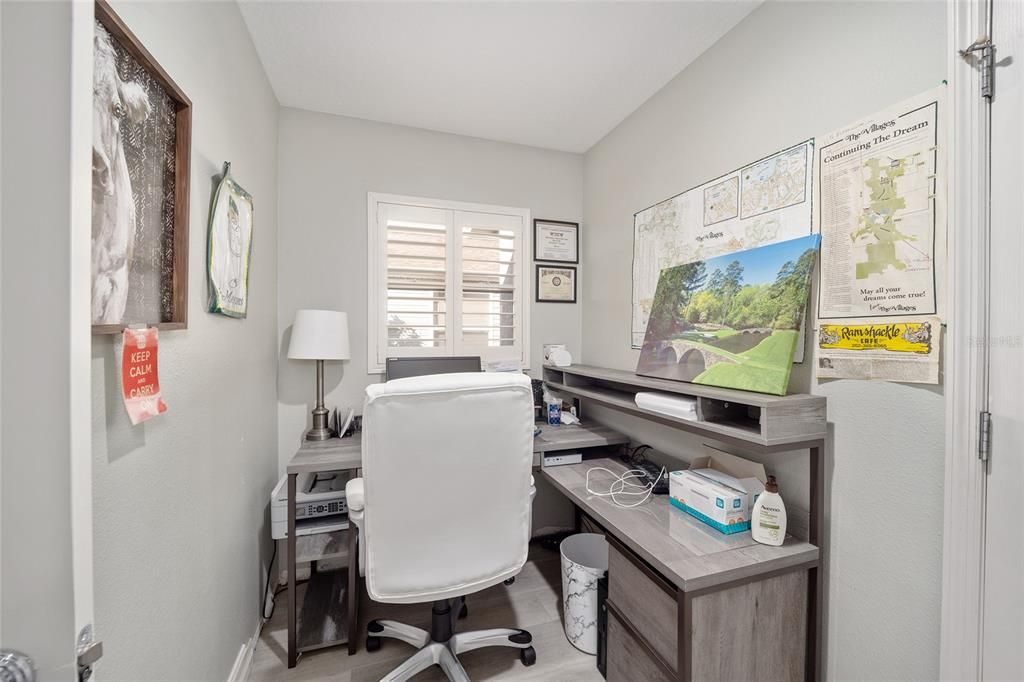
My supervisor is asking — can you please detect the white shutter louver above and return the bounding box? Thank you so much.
[459,218,518,349]
[383,206,450,350]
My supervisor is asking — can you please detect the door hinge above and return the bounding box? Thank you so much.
[978,410,992,461]
[76,625,103,682]
[960,37,995,99]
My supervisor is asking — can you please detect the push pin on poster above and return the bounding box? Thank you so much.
[120,324,168,425]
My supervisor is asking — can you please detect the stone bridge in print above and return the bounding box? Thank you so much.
[663,340,739,377]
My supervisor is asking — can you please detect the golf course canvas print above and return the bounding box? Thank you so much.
[636,234,821,395]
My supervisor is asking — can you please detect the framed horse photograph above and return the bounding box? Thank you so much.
[92,0,191,334]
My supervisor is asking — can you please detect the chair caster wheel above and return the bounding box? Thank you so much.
[458,603,468,619]
[503,577,515,586]
[520,646,536,666]
[366,636,381,652]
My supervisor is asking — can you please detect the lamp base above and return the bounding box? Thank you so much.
[305,426,335,441]
[306,361,334,441]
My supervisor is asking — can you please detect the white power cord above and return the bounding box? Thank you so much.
[585,465,666,509]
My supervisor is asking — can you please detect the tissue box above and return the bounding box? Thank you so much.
[669,446,766,534]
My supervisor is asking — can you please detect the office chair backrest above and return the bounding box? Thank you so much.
[361,372,535,603]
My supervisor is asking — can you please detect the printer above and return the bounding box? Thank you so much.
[270,470,349,539]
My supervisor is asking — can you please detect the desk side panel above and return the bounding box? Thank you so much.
[763,399,828,445]
[689,568,807,681]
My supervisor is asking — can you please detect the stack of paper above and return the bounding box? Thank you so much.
[634,391,698,421]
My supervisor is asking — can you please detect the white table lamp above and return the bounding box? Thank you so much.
[288,309,350,441]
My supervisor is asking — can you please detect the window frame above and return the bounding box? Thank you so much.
[367,192,531,374]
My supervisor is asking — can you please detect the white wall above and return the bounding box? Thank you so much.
[89,2,279,679]
[581,1,946,679]
[276,108,583,472]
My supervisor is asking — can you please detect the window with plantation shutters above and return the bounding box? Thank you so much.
[368,194,530,372]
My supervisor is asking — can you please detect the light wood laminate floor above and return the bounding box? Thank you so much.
[252,546,603,681]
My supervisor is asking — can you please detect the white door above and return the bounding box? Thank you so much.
[1,2,95,679]
[984,1,1024,678]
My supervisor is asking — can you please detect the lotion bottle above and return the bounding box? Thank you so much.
[751,475,787,546]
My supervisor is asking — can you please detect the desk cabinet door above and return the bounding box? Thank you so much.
[606,610,674,682]
[689,569,808,681]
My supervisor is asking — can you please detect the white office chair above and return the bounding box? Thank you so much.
[345,372,537,682]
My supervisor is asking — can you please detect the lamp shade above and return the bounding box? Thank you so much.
[288,309,350,360]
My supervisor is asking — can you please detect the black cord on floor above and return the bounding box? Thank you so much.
[261,542,312,621]
[262,542,278,619]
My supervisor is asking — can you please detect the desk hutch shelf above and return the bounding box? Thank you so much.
[543,364,826,450]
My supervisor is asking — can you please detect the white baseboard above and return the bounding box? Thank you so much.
[227,624,261,682]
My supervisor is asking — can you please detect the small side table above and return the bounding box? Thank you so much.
[286,433,362,668]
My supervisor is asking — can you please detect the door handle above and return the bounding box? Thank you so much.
[0,650,35,682]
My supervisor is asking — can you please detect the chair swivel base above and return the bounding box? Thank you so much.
[366,599,535,682]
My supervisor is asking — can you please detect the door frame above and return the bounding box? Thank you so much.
[70,0,96,647]
[941,0,990,678]
[1,0,94,674]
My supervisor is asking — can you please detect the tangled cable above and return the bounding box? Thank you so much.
[585,465,666,509]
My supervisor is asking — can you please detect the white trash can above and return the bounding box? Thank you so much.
[560,533,609,654]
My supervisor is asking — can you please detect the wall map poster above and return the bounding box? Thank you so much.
[631,140,813,348]
[816,87,944,320]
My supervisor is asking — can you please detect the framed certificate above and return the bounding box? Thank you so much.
[536,265,577,303]
[534,219,579,263]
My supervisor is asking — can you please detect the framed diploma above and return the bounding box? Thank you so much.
[536,265,577,303]
[534,219,579,263]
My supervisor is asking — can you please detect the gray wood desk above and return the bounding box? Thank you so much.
[284,421,627,668]
[544,459,818,593]
[542,363,827,681]
[543,459,818,681]
[286,433,363,668]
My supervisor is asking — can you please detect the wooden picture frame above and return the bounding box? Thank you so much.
[533,219,579,264]
[92,0,191,334]
[535,265,577,304]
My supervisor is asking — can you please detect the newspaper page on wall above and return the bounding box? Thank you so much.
[814,87,945,384]
[817,316,940,383]
[816,87,944,320]
[631,140,814,349]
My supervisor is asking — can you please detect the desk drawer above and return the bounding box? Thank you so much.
[607,540,678,672]
[606,609,673,682]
